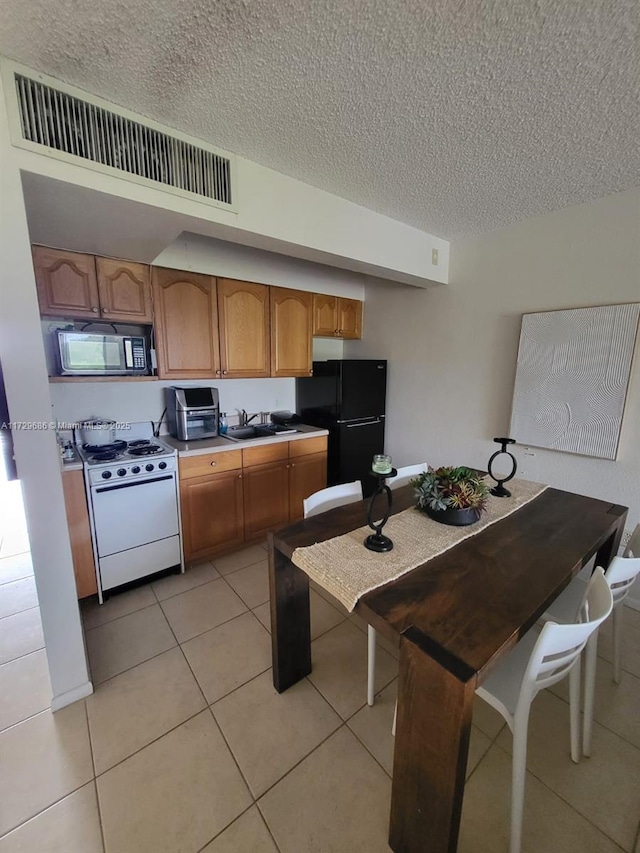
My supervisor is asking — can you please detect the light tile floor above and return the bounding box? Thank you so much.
[1,541,639,852]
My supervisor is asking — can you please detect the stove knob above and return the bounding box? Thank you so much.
[117,468,127,477]
[158,461,167,470]
[101,470,112,480]
[131,466,140,474]
[145,463,154,472]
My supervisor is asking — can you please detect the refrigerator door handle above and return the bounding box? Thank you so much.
[345,419,383,428]
[337,416,382,425]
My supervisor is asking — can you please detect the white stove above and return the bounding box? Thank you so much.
[78,437,177,485]
[78,423,184,601]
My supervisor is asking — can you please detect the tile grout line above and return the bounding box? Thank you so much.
[87,602,271,691]
[83,600,160,634]
[82,700,107,853]
[0,638,46,668]
[156,586,274,851]
[531,758,639,850]
[488,733,634,851]
[0,601,40,620]
[0,780,101,841]
[543,686,640,753]
[81,552,268,634]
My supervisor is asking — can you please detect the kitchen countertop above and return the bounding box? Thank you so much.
[60,451,83,472]
[163,424,328,457]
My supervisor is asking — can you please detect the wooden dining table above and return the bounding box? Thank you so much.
[267,483,627,853]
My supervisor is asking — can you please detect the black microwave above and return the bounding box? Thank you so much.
[57,331,148,376]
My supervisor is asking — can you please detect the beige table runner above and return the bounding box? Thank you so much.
[292,478,547,612]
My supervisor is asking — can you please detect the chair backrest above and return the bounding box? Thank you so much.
[605,554,640,606]
[624,523,640,558]
[522,568,613,701]
[303,480,363,518]
[389,463,428,491]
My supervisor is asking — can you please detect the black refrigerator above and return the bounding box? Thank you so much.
[296,359,387,495]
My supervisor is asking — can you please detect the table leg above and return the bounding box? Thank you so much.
[390,630,476,853]
[594,511,626,570]
[269,539,312,692]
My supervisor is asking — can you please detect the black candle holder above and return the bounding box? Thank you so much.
[364,468,397,552]
[488,437,517,497]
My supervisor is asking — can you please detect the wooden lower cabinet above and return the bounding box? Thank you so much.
[289,452,327,522]
[243,459,291,541]
[178,436,328,562]
[61,469,97,599]
[180,468,244,563]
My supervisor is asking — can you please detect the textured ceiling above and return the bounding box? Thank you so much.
[1,0,639,238]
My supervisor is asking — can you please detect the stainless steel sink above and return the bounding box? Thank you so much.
[224,423,299,442]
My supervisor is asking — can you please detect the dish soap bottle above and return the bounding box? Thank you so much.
[219,412,228,435]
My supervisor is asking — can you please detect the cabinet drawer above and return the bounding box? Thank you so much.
[289,435,328,458]
[179,449,242,480]
[242,441,289,468]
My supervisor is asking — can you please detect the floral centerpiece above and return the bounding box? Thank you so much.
[411,466,490,526]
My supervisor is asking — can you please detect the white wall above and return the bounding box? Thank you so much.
[49,378,296,429]
[2,57,449,287]
[153,233,366,299]
[0,87,92,709]
[348,189,640,538]
[48,234,359,426]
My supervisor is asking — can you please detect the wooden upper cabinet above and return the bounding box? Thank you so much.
[152,267,220,379]
[312,293,362,339]
[96,257,152,323]
[33,246,100,318]
[337,298,362,339]
[313,294,338,336]
[217,278,270,378]
[270,287,313,377]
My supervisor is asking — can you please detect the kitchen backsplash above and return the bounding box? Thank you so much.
[48,338,344,431]
[49,378,296,433]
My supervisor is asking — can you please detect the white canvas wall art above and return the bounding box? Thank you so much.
[510,303,639,460]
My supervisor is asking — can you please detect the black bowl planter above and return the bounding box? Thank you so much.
[424,505,483,527]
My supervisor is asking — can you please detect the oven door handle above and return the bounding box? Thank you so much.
[95,474,174,494]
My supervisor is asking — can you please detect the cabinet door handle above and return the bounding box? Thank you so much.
[308,369,313,375]
[285,464,290,469]
[215,370,221,376]
[210,461,217,467]
[92,307,99,313]
[290,462,296,467]
[222,370,228,375]
[238,474,242,479]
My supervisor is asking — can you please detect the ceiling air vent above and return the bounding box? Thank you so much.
[13,71,234,208]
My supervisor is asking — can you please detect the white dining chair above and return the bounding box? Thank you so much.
[303,480,379,707]
[303,480,363,518]
[476,568,612,853]
[541,530,640,755]
[389,462,427,490]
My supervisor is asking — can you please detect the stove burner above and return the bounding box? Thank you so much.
[90,450,122,462]
[128,444,162,457]
[83,440,127,454]
[128,439,151,448]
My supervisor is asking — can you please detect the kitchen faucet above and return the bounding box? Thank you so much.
[240,409,265,426]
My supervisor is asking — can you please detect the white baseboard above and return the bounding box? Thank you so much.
[50,680,94,711]
[626,597,640,612]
